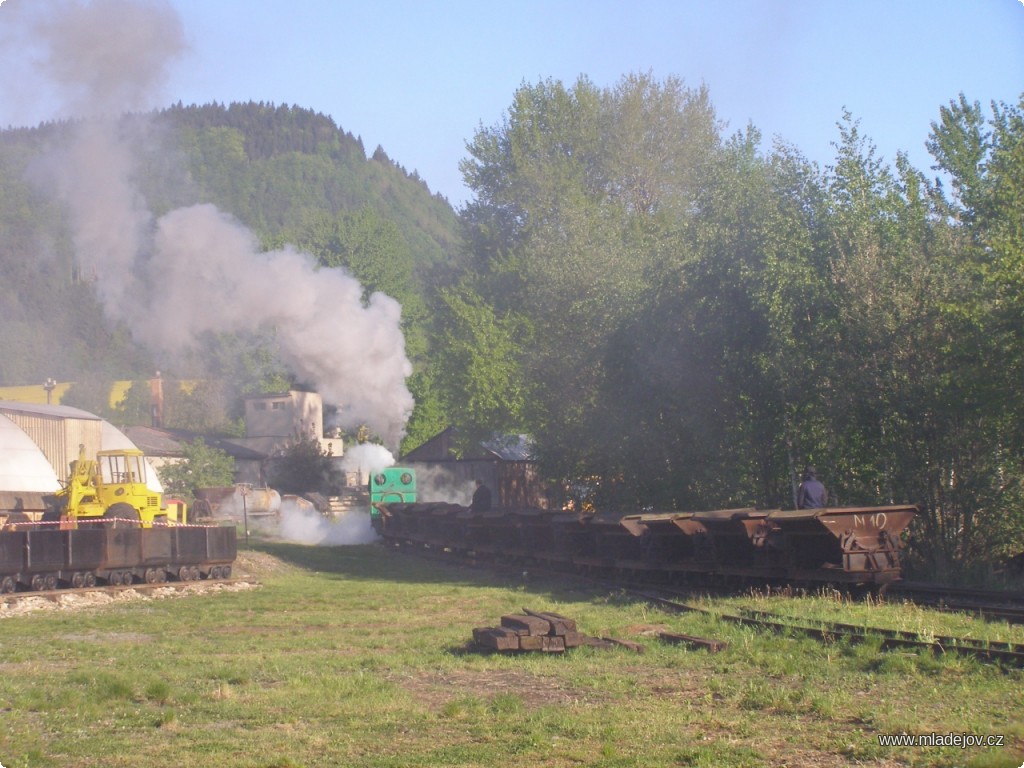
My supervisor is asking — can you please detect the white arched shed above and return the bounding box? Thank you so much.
[0,402,162,520]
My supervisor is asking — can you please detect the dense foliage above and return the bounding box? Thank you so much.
[452,75,1024,578]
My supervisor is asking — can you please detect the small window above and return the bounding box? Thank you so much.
[272,401,285,410]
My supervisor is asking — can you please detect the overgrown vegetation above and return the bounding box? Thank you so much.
[451,76,1024,578]
[0,544,1020,767]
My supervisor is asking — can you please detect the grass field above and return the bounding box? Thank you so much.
[0,540,1022,768]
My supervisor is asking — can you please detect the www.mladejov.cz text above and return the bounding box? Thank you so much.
[877,732,1005,749]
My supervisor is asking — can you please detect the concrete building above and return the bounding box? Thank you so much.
[228,391,342,459]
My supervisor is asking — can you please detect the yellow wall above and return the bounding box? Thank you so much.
[0,380,198,409]
[0,382,74,405]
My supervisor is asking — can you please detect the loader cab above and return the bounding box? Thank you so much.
[97,450,148,486]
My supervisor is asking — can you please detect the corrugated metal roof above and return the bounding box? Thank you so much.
[0,401,102,420]
[122,427,271,461]
[481,434,534,461]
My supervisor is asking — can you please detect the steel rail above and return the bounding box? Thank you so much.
[635,590,1024,668]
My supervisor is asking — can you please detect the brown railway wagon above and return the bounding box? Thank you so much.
[373,502,917,586]
[0,523,237,592]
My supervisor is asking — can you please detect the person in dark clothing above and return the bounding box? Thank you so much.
[796,466,828,509]
[470,480,492,513]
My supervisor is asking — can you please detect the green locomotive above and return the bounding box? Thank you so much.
[369,467,416,507]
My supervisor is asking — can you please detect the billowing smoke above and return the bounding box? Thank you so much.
[278,498,380,546]
[273,442,394,546]
[146,205,413,446]
[415,465,477,506]
[6,0,414,447]
[339,442,396,481]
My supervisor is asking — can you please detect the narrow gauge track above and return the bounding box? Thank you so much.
[888,581,1024,624]
[381,541,1024,667]
[637,590,1024,668]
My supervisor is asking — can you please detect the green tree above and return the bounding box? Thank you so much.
[267,434,340,495]
[923,94,1024,570]
[113,379,155,426]
[156,439,235,502]
[164,379,238,434]
[459,73,720,487]
[431,283,528,453]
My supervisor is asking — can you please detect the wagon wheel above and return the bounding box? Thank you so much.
[103,503,141,528]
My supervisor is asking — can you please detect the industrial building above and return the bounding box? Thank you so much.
[0,401,163,524]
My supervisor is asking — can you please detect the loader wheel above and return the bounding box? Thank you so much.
[103,503,141,528]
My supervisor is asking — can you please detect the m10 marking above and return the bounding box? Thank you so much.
[854,512,888,530]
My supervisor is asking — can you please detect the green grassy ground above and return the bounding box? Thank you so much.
[0,542,1021,768]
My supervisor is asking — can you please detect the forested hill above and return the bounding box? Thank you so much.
[0,101,460,387]
[153,102,459,262]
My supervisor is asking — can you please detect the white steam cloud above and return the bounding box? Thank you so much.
[8,0,414,447]
[278,499,380,547]
[339,442,397,478]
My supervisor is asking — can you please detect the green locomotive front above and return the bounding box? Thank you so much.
[369,467,417,507]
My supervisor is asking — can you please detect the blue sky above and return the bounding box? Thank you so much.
[2,0,1022,207]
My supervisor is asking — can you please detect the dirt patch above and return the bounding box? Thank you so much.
[232,549,295,580]
[386,667,603,710]
[0,579,258,618]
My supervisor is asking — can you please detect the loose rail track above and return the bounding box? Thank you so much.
[378,532,1024,668]
[888,581,1024,624]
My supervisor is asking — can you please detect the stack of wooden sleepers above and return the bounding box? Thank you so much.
[472,609,586,653]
